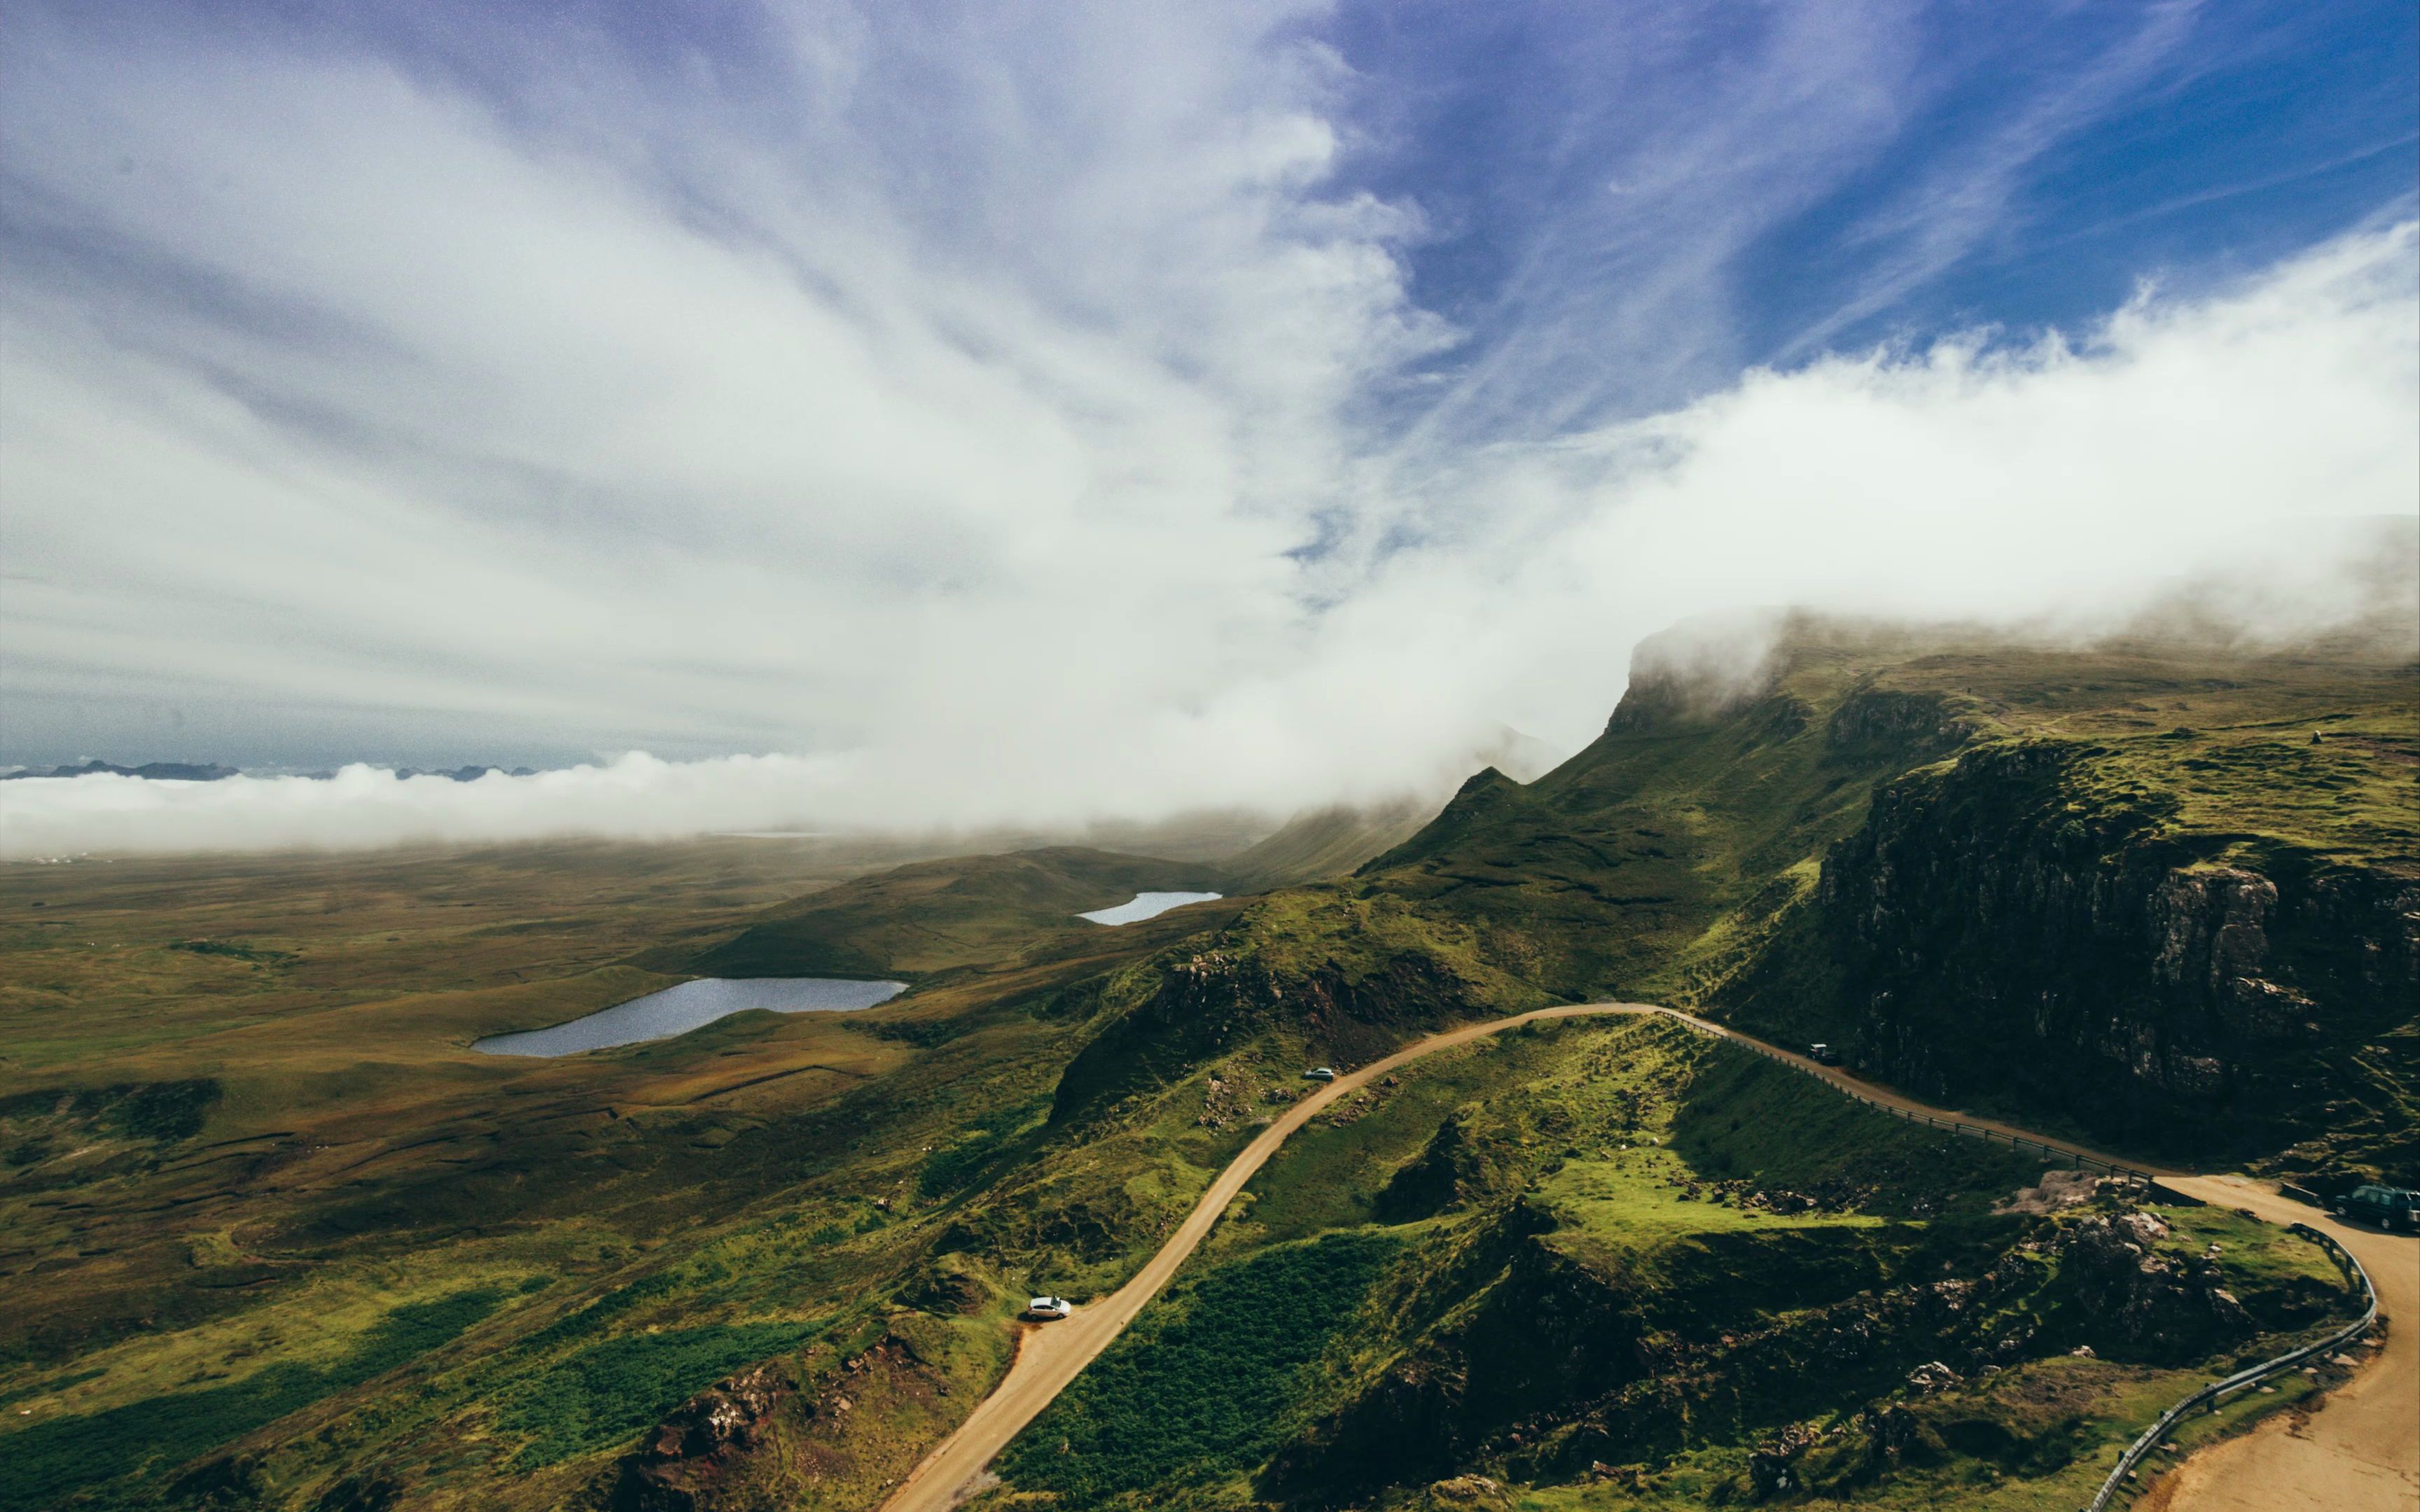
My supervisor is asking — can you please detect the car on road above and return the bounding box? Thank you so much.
[1302,1066,1337,1082]
[1806,1043,1841,1066]
[2334,1183,2419,1232]
[1025,1295,1073,1320]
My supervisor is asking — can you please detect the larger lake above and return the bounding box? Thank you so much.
[475,976,906,1056]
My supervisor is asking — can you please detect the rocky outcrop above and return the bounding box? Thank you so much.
[606,1330,973,1512]
[1422,1474,1514,1511]
[611,1366,787,1512]
[2055,1211,2249,1356]
[1809,741,2419,1163]
[1822,688,1968,758]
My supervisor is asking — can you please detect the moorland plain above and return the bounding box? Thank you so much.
[0,838,1257,1508]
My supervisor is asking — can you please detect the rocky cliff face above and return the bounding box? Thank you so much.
[1810,741,2419,1169]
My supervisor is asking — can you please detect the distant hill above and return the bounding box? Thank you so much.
[391,765,539,781]
[681,845,1234,980]
[1,760,239,781]
[1211,797,1438,894]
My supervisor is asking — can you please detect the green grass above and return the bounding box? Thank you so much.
[1668,1051,2050,1216]
[917,1096,1051,1200]
[0,1288,501,1512]
[999,1232,1400,1506]
[498,1322,816,1466]
[686,846,1232,979]
[1097,1018,2363,1508]
[1538,1150,1886,1239]
[0,834,1253,1508]
[1509,1354,2324,1511]
[1235,1030,1587,1245]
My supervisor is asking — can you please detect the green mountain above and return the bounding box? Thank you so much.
[1365,617,2416,1177]
[1062,615,2416,1180]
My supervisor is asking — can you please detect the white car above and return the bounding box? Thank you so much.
[1302,1066,1337,1082]
[1025,1295,1073,1320]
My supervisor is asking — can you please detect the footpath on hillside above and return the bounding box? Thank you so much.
[881,1004,2417,1512]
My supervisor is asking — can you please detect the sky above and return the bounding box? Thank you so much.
[1,0,2415,855]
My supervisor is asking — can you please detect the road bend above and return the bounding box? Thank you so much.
[879,1004,2416,1512]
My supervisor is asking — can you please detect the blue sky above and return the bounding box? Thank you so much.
[1314,0,2418,437]
[1,1,2414,850]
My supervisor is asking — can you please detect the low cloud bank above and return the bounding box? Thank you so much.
[1,1,2412,860]
[6,224,2415,859]
[0,755,851,860]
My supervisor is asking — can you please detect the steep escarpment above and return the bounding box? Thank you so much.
[1723,731,2419,1175]
[1347,615,2417,1177]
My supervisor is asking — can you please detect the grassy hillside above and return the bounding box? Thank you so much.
[1213,799,1439,895]
[682,846,1232,979]
[0,840,1257,1509]
[988,1015,2359,1511]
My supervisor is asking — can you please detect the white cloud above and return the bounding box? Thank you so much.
[0,756,840,860]
[1,8,2413,858]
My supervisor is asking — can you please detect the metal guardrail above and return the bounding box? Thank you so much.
[2082,1222,2378,1511]
[1644,1011,2379,1511]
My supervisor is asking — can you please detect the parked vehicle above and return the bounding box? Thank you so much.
[2334,1183,2419,1232]
[1025,1295,1074,1320]
[1806,1043,1841,1066]
[1302,1066,1337,1082]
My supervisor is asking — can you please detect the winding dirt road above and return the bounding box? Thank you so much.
[879,1004,2416,1512]
[2139,1172,2416,1511]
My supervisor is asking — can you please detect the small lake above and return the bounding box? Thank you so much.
[475,976,907,1056]
[1078,891,1224,926]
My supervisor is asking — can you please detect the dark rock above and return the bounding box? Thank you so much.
[2057,1210,2251,1357]
[168,1454,268,1508]
[610,1364,786,1512]
[1804,740,2417,1162]
[311,1475,403,1512]
[1823,688,1970,757]
[1859,1401,1931,1464]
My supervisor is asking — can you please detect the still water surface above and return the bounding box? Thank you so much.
[1078,890,1224,925]
[475,976,906,1056]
